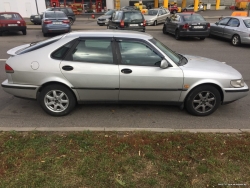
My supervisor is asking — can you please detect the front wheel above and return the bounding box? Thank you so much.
[231,35,241,46]
[153,20,157,26]
[39,84,76,116]
[162,25,167,34]
[185,85,221,116]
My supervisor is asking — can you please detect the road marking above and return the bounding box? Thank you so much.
[0,59,7,61]
[0,127,249,133]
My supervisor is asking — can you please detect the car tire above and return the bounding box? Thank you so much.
[173,10,177,14]
[43,32,47,37]
[69,18,74,25]
[231,35,241,46]
[0,32,2,36]
[200,37,205,40]
[22,30,27,35]
[175,29,181,40]
[163,25,167,34]
[185,85,221,116]
[153,20,157,26]
[39,84,76,116]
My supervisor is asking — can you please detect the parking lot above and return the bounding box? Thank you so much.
[0,27,249,129]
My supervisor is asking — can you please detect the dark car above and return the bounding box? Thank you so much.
[97,9,115,26]
[30,7,75,25]
[162,13,210,40]
[42,11,71,37]
[0,12,26,36]
[107,10,146,32]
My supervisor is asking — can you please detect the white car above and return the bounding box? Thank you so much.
[144,8,170,26]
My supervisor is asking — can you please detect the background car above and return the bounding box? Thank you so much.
[168,4,179,14]
[209,16,250,46]
[97,9,115,26]
[41,11,71,37]
[107,10,146,32]
[0,12,26,36]
[30,7,75,25]
[182,4,204,12]
[162,13,210,40]
[144,8,170,26]
[2,31,248,116]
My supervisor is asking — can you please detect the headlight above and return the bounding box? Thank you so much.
[231,79,245,88]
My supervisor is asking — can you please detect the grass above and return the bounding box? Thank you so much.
[0,131,249,187]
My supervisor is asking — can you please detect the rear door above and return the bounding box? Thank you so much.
[167,14,180,34]
[60,37,120,102]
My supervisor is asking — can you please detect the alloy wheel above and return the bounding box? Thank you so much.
[44,90,69,113]
[232,35,240,46]
[192,91,216,114]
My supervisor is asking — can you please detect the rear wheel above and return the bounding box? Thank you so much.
[172,10,177,14]
[43,32,47,37]
[183,9,187,12]
[22,30,27,35]
[153,20,157,26]
[185,85,221,116]
[175,29,181,40]
[231,35,241,46]
[69,18,74,25]
[39,84,76,116]
[162,25,167,34]
[200,37,205,40]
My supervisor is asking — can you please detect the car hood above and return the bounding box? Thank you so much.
[97,15,111,19]
[181,55,242,78]
[144,15,157,20]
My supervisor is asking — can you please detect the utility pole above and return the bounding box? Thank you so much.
[35,0,39,14]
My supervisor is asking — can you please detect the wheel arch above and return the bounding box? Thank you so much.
[37,81,79,102]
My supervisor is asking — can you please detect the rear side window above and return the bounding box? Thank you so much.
[124,12,143,22]
[16,35,63,55]
[0,13,22,20]
[51,40,76,60]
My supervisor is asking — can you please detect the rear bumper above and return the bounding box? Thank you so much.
[43,25,71,33]
[1,79,39,99]
[179,30,209,37]
[0,26,26,32]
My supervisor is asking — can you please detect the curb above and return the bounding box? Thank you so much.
[0,127,250,133]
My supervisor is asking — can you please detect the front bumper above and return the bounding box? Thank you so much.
[97,20,108,25]
[146,20,155,25]
[222,85,249,104]
[1,79,39,99]
[179,30,209,37]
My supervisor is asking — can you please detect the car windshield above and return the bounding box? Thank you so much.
[124,12,143,22]
[16,35,63,55]
[0,13,22,20]
[183,14,205,22]
[149,38,181,65]
[105,10,114,15]
[45,12,67,19]
[243,19,250,28]
[147,10,158,15]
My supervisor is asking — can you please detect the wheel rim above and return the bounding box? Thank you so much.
[69,19,73,25]
[44,90,69,113]
[232,36,239,45]
[192,91,216,113]
[175,31,179,39]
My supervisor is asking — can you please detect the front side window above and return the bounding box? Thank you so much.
[118,40,162,66]
[147,10,158,15]
[219,17,230,25]
[67,39,113,64]
[227,18,240,27]
[51,40,76,60]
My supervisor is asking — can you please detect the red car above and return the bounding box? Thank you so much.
[0,12,26,36]
[168,4,178,14]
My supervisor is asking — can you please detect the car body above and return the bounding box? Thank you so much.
[121,6,138,11]
[97,9,115,26]
[1,30,248,116]
[162,13,210,40]
[182,4,204,12]
[210,16,250,46]
[108,10,146,32]
[168,4,179,14]
[0,12,26,36]
[30,7,75,25]
[144,8,170,26]
[41,11,71,37]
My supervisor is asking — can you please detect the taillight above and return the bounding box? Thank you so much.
[62,20,70,24]
[120,20,124,28]
[5,64,14,73]
[143,20,146,27]
[183,23,189,29]
[44,20,52,24]
[207,23,210,29]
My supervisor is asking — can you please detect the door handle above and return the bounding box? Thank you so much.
[121,69,132,74]
[62,65,74,71]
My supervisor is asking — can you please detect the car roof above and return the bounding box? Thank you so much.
[65,30,153,40]
[177,13,200,16]
[223,16,250,20]
[0,12,21,14]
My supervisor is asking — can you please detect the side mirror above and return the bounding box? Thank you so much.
[160,60,169,69]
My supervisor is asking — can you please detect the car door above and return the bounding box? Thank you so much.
[162,9,169,23]
[60,37,120,101]
[211,17,231,37]
[157,10,164,23]
[115,38,183,102]
[167,15,180,34]
[223,18,240,39]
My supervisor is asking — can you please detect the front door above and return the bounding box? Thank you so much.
[115,38,183,102]
[60,38,120,102]
[213,17,231,37]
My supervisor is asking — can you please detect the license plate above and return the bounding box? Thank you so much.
[193,26,203,29]
[53,22,62,24]
[8,24,18,26]
[130,24,138,26]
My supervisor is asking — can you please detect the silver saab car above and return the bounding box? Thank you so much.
[1,30,249,116]
[210,16,250,46]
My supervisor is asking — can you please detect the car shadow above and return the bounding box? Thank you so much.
[0,31,24,36]
[209,35,250,48]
